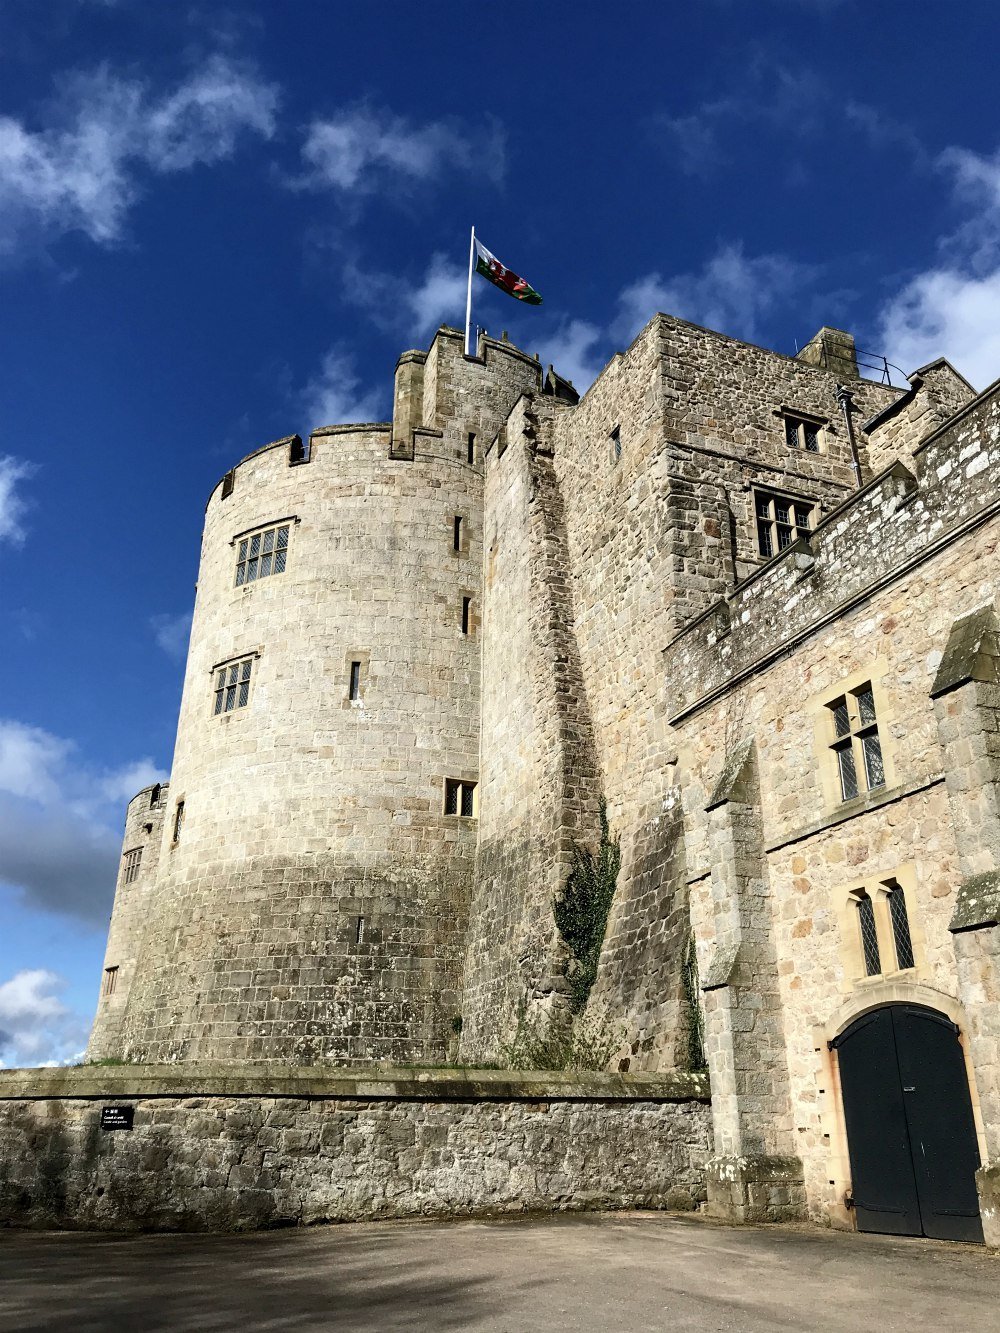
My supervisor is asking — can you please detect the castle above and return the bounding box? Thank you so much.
[84,311,1000,1244]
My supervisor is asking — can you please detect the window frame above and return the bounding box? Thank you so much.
[753,487,815,560]
[826,681,886,804]
[121,846,143,886]
[811,665,897,813]
[102,966,119,997]
[779,408,826,454]
[443,777,478,818]
[835,868,923,990]
[232,518,295,588]
[211,652,259,717]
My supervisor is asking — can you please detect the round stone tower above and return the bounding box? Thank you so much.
[89,327,541,1065]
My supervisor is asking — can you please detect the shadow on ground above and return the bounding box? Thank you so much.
[0,1212,997,1333]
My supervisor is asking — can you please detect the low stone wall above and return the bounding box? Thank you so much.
[0,1065,712,1232]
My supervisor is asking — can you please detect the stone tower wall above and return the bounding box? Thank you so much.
[90,328,541,1066]
[464,314,902,1069]
[86,782,169,1061]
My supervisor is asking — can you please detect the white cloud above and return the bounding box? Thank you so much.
[407,254,468,333]
[150,609,193,661]
[297,106,503,193]
[615,243,810,345]
[343,251,467,338]
[878,269,1000,392]
[0,456,32,543]
[876,143,1000,389]
[537,319,604,394]
[0,719,166,921]
[301,348,385,428]
[0,969,87,1069]
[0,56,278,256]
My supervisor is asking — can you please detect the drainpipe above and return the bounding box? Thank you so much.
[836,383,863,490]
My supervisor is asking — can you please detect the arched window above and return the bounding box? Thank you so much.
[886,880,915,971]
[855,891,881,976]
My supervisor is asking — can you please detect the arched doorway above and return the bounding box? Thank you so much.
[832,1004,982,1243]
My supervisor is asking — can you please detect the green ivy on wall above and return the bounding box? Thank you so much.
[554,798,621,1013]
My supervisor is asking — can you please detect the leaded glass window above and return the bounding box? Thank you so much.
[782,412,824,453]
[856,893,881,976]
[827,683,887,803]
[444,778,477,817]
[214,657,254,715]
[887,882,915,970]
[236,523,290,586]
[754,490,814,560]
[121,847,143,885]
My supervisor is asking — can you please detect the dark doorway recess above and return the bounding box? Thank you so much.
[833,1004,982,1243]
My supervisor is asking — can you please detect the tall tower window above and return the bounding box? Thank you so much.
[121,847,143,885]
[467,432,477,464]
[172,800,185,843]
[102,966,119,997]
[453,516,464,551]
[349,661,362,701]
[461,596,472,635]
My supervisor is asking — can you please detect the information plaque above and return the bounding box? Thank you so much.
[100,1106,135,1131]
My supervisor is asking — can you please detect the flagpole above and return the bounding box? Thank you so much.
[464,225,475,356]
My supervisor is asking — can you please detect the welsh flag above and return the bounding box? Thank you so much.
[474,238,542,305]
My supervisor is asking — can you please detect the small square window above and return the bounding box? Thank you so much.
[444,778,477,817]
[782,412,824,453]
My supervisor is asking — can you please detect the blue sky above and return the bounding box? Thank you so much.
[1,0,998,1064]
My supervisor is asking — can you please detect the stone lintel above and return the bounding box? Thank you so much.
[949,870,1000,934]
[931,605,1000,699]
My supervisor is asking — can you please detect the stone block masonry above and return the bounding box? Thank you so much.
[0,1066,711,1232]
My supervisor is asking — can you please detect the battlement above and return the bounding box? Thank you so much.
[664,378,1000,722]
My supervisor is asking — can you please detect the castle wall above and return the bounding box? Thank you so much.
[460,395,600,1059]
[482,315,900,1071]
[664,381,1000,1225]
[89,329,541,1067]
[863,359,977,475]
[0,1066,711,1232]
[86,784,169,1061]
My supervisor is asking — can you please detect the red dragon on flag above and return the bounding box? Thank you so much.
[474,238,543,305]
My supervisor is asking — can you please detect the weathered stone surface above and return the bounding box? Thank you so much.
[0,1067,711,1233]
